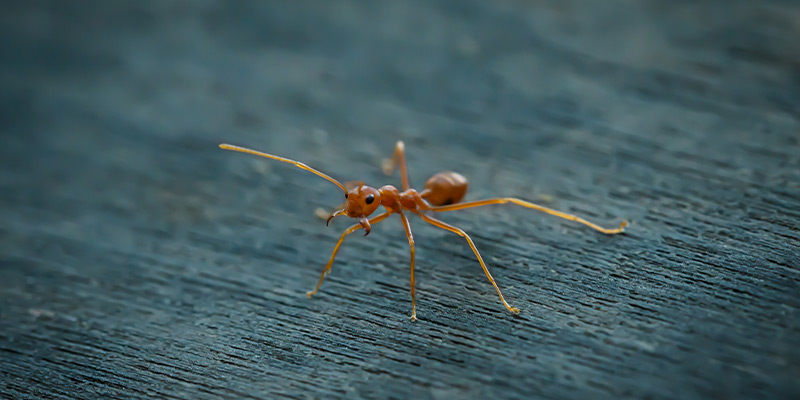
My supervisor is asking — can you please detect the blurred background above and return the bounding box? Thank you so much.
[1,1,798,399]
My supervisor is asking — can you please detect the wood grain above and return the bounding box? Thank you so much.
[1,1,798,399]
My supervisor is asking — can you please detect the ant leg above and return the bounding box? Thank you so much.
[306,211,392,297]
[416,212,520,315]
[397,211,417,321]
[429,198,628,235]
[381,141,411,191]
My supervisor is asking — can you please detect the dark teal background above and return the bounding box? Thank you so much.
[1,1,798,399]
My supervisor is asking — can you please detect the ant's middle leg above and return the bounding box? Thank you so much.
[397,211,417,321]
[382,141,411,191]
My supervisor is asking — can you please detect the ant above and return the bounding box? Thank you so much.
[220,141,628,321]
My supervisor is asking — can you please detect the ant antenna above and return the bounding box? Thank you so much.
[219,144,348,193]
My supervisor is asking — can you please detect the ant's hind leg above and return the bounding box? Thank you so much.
[381,141,411,191]
[429,198,628,235]
[417,212,520,315]
[306,212,391,297]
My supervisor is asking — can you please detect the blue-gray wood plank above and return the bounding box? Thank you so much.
[1,1,798,399]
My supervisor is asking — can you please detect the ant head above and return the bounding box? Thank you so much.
[327,183,382,235]
[343,184,382,219]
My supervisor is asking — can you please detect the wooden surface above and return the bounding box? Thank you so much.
[1,1,799,399]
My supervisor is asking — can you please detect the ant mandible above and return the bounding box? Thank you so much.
[220,141,628,321]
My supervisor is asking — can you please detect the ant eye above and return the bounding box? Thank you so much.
[365,194,375,204]
[344,194,348,199]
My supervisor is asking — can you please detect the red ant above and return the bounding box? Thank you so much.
[220,141,628,321]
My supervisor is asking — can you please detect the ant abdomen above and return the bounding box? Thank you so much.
[422,172,468,206]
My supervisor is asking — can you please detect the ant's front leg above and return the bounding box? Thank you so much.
[306,212,391,297]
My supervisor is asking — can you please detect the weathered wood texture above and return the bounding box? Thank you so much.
[1,1,799,399]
